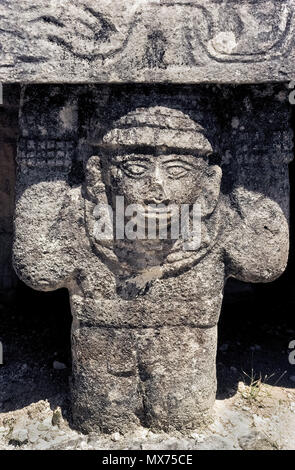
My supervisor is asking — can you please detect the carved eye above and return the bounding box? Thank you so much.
[166,165,190,179]
[121,162,149,178]
[164,159,196,179]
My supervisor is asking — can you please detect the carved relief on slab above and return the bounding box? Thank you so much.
[2,0,294,70]
[21,1,134,61]
[205,1,295,62]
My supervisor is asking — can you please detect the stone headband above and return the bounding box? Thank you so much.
[90,106,214,154]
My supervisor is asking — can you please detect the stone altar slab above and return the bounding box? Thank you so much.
[0,0,295,83]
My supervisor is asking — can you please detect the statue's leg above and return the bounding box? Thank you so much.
[135,326,217,431]
[71,323,217,433]
[71,326,142,434]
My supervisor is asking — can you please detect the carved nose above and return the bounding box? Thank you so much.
[144,183,169,205]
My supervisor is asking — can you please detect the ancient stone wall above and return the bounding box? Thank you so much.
[0,85,19,290]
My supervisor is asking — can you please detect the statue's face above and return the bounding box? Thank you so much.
[103,149,212,214]
[85,108,222,277]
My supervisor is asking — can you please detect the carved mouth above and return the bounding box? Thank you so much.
[143,208,173,224]
[125,205,173,230]
[145,207,171,215]
[143,200,174,219]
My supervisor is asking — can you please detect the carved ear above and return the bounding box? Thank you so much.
[85,155,108,204]
[199,165,222,217]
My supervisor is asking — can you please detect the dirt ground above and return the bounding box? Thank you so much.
[0,276,294,450]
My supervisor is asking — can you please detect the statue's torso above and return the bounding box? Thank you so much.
[69,247,225,328]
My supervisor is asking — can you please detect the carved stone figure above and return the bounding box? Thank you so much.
[13,84,293,433]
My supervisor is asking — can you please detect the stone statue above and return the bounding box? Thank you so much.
[13,85,293,433]
[74,106,225,433]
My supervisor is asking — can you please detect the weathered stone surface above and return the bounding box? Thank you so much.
[12,84,293,433]
[1,0,295,83]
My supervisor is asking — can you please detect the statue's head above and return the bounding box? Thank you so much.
[87,106,221,213]
[85,106,222,279]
